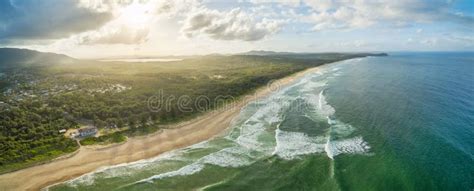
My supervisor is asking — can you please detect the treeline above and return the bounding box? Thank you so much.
[0,100,79,172]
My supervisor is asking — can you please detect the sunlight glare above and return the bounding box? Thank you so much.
[119,3,151,28]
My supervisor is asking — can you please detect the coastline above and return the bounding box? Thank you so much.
[0,64,323,191]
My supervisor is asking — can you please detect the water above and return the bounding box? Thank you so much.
[48,52,474,191]
[99,58,183,62]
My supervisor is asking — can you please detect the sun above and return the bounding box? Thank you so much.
[119,3,152,28]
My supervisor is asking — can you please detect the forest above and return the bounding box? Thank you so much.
[0,48,385,173]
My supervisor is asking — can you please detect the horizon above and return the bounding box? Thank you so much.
[0,0,473,59]
[1,47,473,60]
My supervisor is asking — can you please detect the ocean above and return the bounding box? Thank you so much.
[48,52,474,191]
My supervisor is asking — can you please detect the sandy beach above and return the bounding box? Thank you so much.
[0,67,320,191]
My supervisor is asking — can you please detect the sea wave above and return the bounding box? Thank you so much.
[63,150,185,187]
[273,128,326,160]
[137,163,205,183]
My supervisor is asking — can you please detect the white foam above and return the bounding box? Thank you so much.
[66,172,96,186]
[327,117,337,125]
[318,90,336,117]
[319,90,323,110]
[273,129,326,160]
[137,163,205,183]
[64,150,184,186]
[325,119,361,160]
[236,121,267,151]
[185,140,212,150]
[304,90,335,118]
[326,137,370,159]
[234,94,289,153]
[325,136,335,160]
[135,147,254,184]
[330,122,356,137]
[201,147,253,167]
[299,80,326,94]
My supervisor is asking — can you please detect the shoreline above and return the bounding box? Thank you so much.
[0,65,323,191]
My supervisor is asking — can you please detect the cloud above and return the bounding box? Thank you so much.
[182,8,282,41]
[77,0,199,16]
[246,0,301,7]
[245,0,473,32]
[58,0,199,45]
[301,0,474,31]
[308,6,374,31]
[75,25,150,45]
[0,0,112,40]
[444,34,474,47]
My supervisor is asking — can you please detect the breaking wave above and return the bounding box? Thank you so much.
[138,163,205,183]
[273,128,326,160]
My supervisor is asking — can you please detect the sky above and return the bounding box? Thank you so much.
[0,0,473,58]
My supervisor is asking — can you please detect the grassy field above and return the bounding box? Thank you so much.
[0,49,384,173]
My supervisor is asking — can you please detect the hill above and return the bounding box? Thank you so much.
[238,50,293,56]
[0,48,77,69]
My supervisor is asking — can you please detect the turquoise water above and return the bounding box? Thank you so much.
[49,53,474,191]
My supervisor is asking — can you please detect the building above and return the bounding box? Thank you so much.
[0,101,8,109]
[77,127,98,138]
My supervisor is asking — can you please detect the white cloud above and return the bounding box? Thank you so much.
[246,0,301,7]
[301,0,473,31]
[57,0,199,45]
[76,25,150,45]
[303,0,337,12]
[309,6,374,31]
[182,8,282,41]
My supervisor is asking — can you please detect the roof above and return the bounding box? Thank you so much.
[78,127,97,133]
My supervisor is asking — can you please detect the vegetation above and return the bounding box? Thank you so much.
[0,98,79,173]
[80,132,126,146]
[0,48,385,173]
